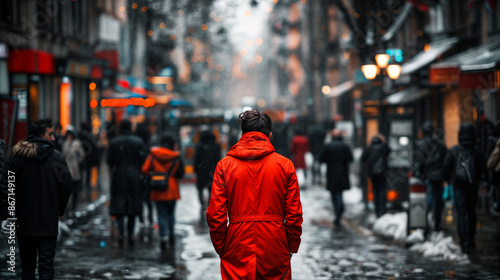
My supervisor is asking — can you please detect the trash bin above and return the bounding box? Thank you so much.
[407,176,427,235]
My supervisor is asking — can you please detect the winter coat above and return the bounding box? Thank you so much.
[0,136,72,236]
[361,137,390,177]
[194,131,221,188]
[414,136,448,181]
[319,137,353,192]
[141,146,185,201]
[442,124,486,188]
[107,133,144,216]
[206,131,303,280]
[290,134,310,169]
[62,138,85,181]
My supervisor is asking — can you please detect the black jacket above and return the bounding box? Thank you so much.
[319,137,353,191]
[107,133,145,216]
[361,137,390,177]
[194,131,221,188]
[0,136,72,236]
[442,124,486,187]
[414,136,448,181]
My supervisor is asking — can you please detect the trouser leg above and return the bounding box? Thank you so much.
[18,235,37,280]
[37,236,57,280]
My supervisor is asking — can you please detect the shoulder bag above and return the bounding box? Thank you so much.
[149,157,178,191]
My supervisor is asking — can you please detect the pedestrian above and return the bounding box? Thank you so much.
[290,128,310,186]
[141,133,185,249]
[61,126,85,213]
[107,119,145,248]
[414,122,448,232]
[206,109,303,280]
[442,123,486,254]
[0,118,73,279]
[194,130,221,209]
[308,123,326,185]
[361,134,391,218]
[79,121,101,203]
[319,129,353,226]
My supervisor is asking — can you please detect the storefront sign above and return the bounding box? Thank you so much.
[429,67,459,85]
[459,71,498,89]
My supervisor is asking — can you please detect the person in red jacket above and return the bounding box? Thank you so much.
[206,109,303,280]
[290,129,310,186]
[141,133,185,249]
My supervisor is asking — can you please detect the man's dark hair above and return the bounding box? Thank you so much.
[28,118,53,137]
[160,132,175,149]
[119,119,132,134]
[239,109,272,136]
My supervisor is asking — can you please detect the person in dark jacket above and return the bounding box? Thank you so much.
[308,123,326,185]
[442,123,486,254]
[319,129,353,225]
[0,118,73,279]
[361,134,391,217]
[414,122,448,231]
[194,130,221,209]
[107,119,145,248]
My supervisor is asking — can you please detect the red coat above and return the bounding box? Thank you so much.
[290,135,310,169]
[206,132,303,280]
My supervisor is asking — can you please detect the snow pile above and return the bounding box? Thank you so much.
[405,228,425,244]
[409,231,470,264]
[372,212,408,241]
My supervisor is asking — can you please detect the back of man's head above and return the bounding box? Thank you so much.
[28,118,53,137]
[119,119,132,134]
[239,109,272,136]
[160,132,175,149]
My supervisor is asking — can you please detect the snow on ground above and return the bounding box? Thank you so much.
[371,212,470,264]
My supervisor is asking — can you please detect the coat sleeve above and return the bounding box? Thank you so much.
[141,154,153,175]
[285,162,303,253]
[55,155,74,217]
[441,149,455,182]
[206,162,228,255]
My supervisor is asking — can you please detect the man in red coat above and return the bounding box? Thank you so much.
[206,109,303,280]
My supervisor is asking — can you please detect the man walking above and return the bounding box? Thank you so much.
[320,129,353,226]
[414,122,448,231]
[0,118,73,279]
[107,119,145,248]
[206,109,303,280]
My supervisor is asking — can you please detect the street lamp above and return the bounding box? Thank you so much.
[361,54,401,80]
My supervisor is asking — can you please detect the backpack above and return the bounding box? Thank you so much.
[454,149,475,185]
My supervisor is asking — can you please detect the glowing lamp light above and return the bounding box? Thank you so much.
[386,64,402,80]
[322,85,331,95]
[90,100,98,108]
[387,190,400,202]
[375,53,390,68]
[89,82,96,91]
[361,64,378,80]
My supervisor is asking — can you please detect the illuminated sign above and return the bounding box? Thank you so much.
[100,97,155,107]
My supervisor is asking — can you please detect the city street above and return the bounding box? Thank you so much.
[2,178,500,279]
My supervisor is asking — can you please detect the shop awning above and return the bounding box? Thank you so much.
[380,2,413,43]
[327,80,355,98]
[385,87,430,105]
[430,34,500,87]
[401,37,459,75]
